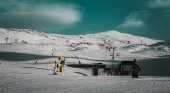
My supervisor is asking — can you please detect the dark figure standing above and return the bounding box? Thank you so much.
[53,61,59,75]
[131,59,140,78]
[34,61,37,64]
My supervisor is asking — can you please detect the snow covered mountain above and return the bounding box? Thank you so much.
[0,28,169,62]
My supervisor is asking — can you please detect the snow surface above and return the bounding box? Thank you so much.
[0,60,170,93]
[0,28,169,62]
[0,28,170,93]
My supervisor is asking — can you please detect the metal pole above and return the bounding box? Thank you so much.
[71,51,81,64]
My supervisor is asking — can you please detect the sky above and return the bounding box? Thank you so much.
[0,0,170,40]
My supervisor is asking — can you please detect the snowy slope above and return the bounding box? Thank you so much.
[1,60,170,93]
[1,28,170,93]
[0,28,159,45]
[0,28,169,62]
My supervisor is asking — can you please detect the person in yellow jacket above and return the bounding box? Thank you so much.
[58,56,66,73]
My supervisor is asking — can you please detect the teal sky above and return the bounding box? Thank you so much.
[0,0,170,40]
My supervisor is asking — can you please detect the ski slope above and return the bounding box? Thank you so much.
[0,28,169,62]
[0,28,170,93]
[0,60,170,93]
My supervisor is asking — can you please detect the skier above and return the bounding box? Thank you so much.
[58,56,66,73]
[131,59,140,78]
[53,61,59,75]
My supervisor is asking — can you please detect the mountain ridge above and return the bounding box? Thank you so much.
[0,28,169,61]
